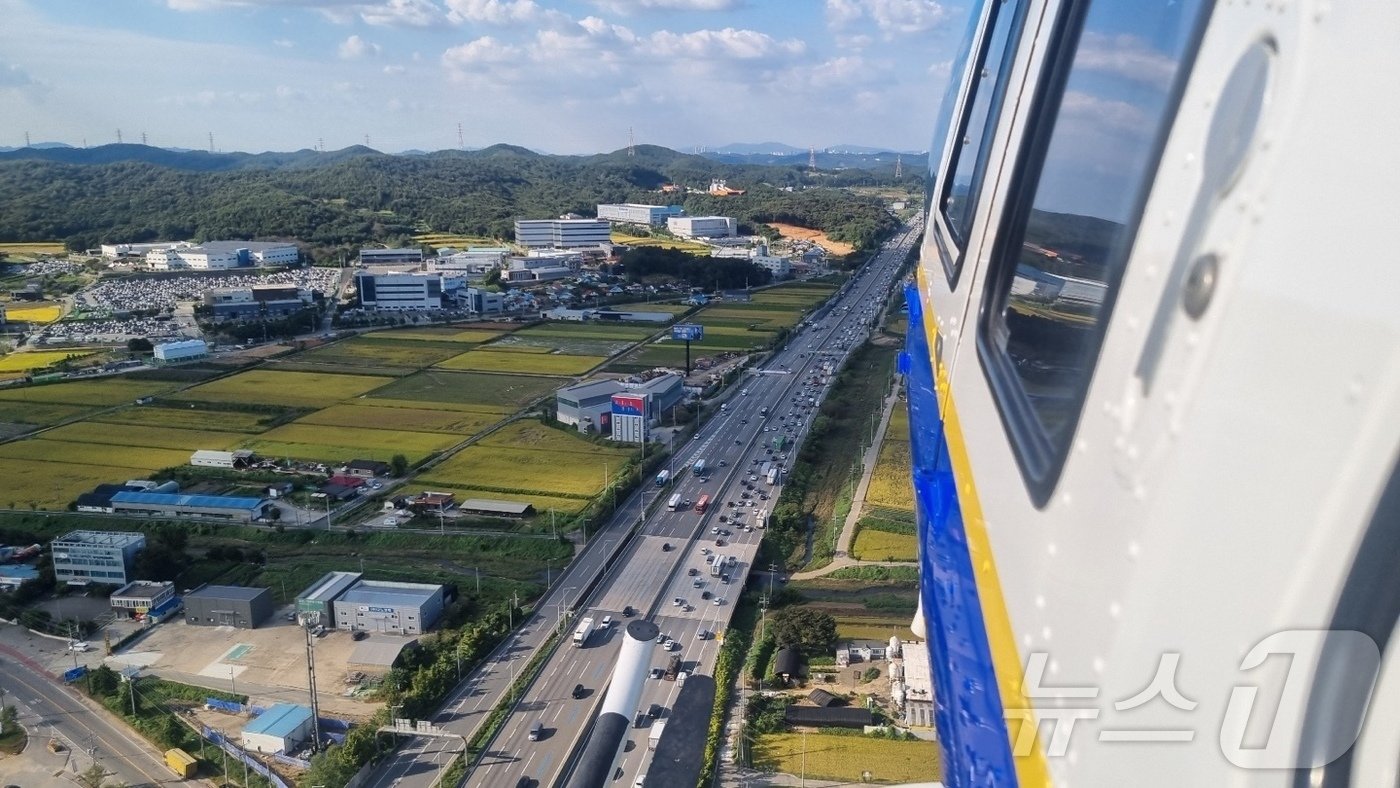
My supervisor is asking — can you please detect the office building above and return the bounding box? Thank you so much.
[295,571,361,625]
[514,218,611,249]
[146,241,298,271]
[464,286,504,315]
[335,579,445,635]
[184,585,274,628]
[668,216,737,239]
[110,580,176,619]
[355,272,443,310]
[242,703,314,754]
[596,203,685,226]
[52,530,145,586]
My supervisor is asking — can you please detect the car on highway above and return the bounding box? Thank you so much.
[572,683,586,699]
[714,597,726,606]
[648,703,663,718]
[650,667,664,679]
[701,590,712,600]
[529,721,544,741]
[623,605,635,617]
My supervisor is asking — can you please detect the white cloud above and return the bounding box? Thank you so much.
[590,0,741,13]
[359,0,447,26]
[826,0,947,39]
[442,36,521,70]
[645,27,804,60]
[339,34,381,59]
[272,38,295,48]
[383,64,407,75]
[444,0,566,26]
[0,61,37,89]
[1076,32,1176,91]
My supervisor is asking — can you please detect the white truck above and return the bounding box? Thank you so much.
[692,458,706,476]
[572,617,595,647]
[648,720,666,750]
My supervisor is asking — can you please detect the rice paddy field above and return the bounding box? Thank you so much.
[0,350,93,372]
[42,422,248,451]
[169,369,393,409]
[864,402,913,514]
[2,303,64,323]
[296,402,499,434]
[0,438,190,471]
[480,334,633,358]
[292,337,471,369]
[91,405,277,433]
[384,327,509,343]
[0,378,178,406]
[0,400,95,427]
[436,349,606,376]
[850,526,918,562]
[369,370,563,410]
[609,232,709,253]
[0,458,130,509]
[752,732,939,785]
[412,233,502,249]
[419,422,634,498]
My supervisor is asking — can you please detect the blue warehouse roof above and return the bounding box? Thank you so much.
[110,491,265,511]
[243,703,313,737]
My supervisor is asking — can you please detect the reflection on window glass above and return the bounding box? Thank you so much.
[943,0,1019,248]
[989,0,1207,450]
[925,0,990,218]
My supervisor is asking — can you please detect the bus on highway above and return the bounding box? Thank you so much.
[694,495,710,514]
[666,493,682,511]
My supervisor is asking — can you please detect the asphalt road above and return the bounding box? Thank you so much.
[466,221,923,788]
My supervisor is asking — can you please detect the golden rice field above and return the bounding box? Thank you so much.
[478,421,635,457]
[436,350,606,376]
[0,401,93,426]
[609,232,709,252]
[379,328,508,343]
[42,422,248,451]
[296,402,499,435]
[0,378,176,406]
[0,438,190,471]
[3,303,64,323]
[242,422,461,465]
[851,527,918,562]
[0,242,67,255]
[364,396,512,415]
[92,405,274,433]
[420,425,632,498]
[864,404,914,513]
[752,732,939,784]
[0,458,127,510]
[368,370,565,410]
[170,369,392,409]
[413,233,501,248]
[0,350,92,372]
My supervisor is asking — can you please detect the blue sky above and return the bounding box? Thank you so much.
[0,0,968,155]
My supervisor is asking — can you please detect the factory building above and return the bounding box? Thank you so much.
[241,703,314,754]
[596,203,685,226]
[334,579,445,635]
[184,585,274,628]
[295,571,361,625]
[355,272,442,310]
[110,580,176,619]
[555,374,684,434]
[667,215,737,239]
[203,285,313,320]
[109,491,273,523]
[358,248,423,265]
[463,287,504,315]
[146,241,298,271]
[514,218,611,249]
[52,531,145,586]
[153,339,209,364]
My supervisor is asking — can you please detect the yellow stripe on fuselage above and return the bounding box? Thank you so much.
[916,265,1052,788]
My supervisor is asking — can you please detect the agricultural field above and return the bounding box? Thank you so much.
[609,232,709,253]
[0,400,95,427]
[297,402,498,435]
[369,370,565,410]
[479,421,635,457]
[485,334,634,358]
[381,327,509,343]
[752,732,939,784]
[436,349,606,376]
[0,242,67,255]
[42,422,248,452]
[91,405,277,433]
[0,458,129,509]
[851,526,918,562]
[864,402,913,515]
[242,422,461,465]
[293,336,469,369]
[2,303,64,323]
[0,378,177,406]
[420,424,633,499]
[0,437,190,471]
[169,369,392,409]
[412,232,501,249]
[0,350,93,372]
[515,323,658,341]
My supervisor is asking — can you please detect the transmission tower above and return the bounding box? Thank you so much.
[627,126,636,157]
[141,131,147,146]
[24,131,30,148]
[116,129,122,144]
[364,134,371,147]
[208,132,214,153]
[317,137,324,153]
[808,146,817,171]
[457,122,465,149]
[895,154,902,179]
[302,616,323,753]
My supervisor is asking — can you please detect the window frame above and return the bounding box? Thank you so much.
[934,0,1032,287]
[976,0,1216,506]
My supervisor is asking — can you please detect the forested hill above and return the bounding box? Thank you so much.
[0,143,911,259]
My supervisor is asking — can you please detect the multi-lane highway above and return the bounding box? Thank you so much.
[467,219,922,788]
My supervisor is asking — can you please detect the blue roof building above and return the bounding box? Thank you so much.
[241,703,314,754]
[109,491,273,523]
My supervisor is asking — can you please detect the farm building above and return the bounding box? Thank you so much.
[153,340,209,364]
[109,491,273,523]
[334,579,445,636]
[345,459,391,478]
[76,483,161,513]
[110,580,175,619]
[184,585,273,629]
[784,705,873,729]
[241,703,314,754]
[409,491,454,513]
[190,449,254,469]
[894,640,935,728]
[52,531,145,586]
[295,571,362,625]
[773,646,802,681]
[459,499,534,518]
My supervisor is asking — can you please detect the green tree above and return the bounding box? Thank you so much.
[88,665,120,697]
[1,703,17,733]
[769,607,838,654]
[390,453,408,477]
[126,337,153,353]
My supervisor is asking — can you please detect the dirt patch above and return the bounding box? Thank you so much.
[767,223,856,256]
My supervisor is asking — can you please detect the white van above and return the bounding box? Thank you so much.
[601,615,613,629]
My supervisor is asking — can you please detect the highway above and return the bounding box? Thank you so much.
[467,219,922,788]
[0,645,173,787]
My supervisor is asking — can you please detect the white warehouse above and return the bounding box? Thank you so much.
[596,203,684,225]
[153,339,208,363]
[514,219,611,249]
[668,216,737,239]
[145,241,298,270]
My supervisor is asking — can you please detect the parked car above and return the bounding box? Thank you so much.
[352,631,368,641]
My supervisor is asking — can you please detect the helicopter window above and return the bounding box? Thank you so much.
[940,0,1027,273]
[978,0,1214,504]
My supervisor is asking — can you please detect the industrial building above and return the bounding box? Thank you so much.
[459,499,534,518]
[358,248,423,265]
[241,703,314,754]
[153,339,208,364]
[146,241,299,271]
[596,203,685,226]
[184,585,273,628]
[76,481,179,513]
[667,215,737,239]
[295,571,362,625]
[430,247,508,274]
[110,580,176,619]
[355,272,442,310]
[109,491,274,522]
[514,218,611,249]
[334,579,445,635]
[52,530,145,586]
[555,374,684,433]
[190,449,254,469]
[203,285,313,320]
[893,639,935,727]
[462,286,504,315]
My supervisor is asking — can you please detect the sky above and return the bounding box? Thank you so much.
[0,0,969,155]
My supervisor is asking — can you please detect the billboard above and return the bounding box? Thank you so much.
[611,394,646,418]
[671,324,705,341]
